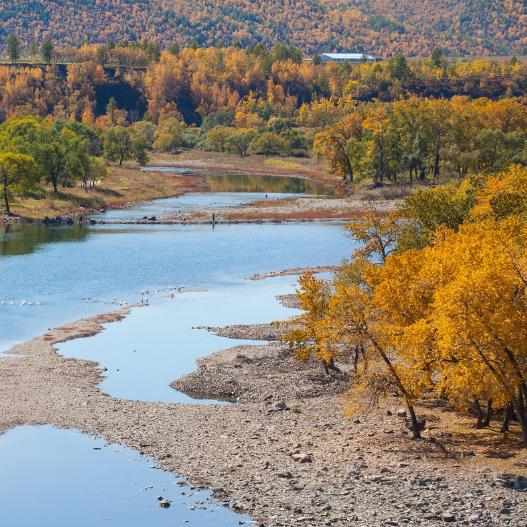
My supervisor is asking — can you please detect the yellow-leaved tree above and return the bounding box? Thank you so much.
[285,273,341,374]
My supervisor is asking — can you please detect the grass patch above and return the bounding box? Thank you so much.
[263,158,302,170]
[8,164,201,220]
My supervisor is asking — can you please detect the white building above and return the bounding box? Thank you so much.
[320,53,378,63]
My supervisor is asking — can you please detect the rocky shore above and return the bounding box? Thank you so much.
[1,309,526,526]
[91,197,398,225]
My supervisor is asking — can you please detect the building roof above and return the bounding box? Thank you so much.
[321,53,377,61]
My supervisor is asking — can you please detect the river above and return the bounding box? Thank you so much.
[0,180,353,525]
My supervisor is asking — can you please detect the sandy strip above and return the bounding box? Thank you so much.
[1,310,526,527]
[248,266,338,281]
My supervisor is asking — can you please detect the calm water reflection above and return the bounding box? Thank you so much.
[0,223,89,257]
[59,276,301,403]
[142,169,335,196]
[0,426,250,527]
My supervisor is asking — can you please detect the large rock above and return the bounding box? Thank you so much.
[292,453,312,463]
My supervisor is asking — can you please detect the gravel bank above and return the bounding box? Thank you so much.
[276,293,301,309]
[248,265,338,281]
[1,309,526,527]
[93,197,398,225]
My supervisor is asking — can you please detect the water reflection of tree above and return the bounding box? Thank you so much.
[202,174,334,196]
[0,224,89,257]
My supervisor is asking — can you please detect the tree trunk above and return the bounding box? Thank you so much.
[343,156,353,183]
[323,358,341,375]
[510,393,527,447]
[474,399,484,429]
[51,174,58,194]
[406,403,421,440]
[433,141,441,180]
[370,336,421,439]
[501,402,514,433]
[3,171,10,215]
[352,345,360,372]
[519,387,527,446]
[483,400,493,427]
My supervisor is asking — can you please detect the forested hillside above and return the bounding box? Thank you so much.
[0,0,526,57]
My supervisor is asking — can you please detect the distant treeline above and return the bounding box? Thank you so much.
[0,0,526,56]
[0,45,526,126]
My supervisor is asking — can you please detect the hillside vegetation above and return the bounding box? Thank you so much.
[0,0,526,56]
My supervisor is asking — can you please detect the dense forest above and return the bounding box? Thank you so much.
[0,45,526,125]
[0,46,526,211]
[0,0,526,57]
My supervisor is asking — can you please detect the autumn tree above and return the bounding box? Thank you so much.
[345,208,399,262]
[285,273,341,374]
[423,219,527,445]
[313,113,363,182]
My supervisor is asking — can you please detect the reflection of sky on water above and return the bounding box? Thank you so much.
[0,426,250,527]
[1,219,352,353]
[59,276,301,403]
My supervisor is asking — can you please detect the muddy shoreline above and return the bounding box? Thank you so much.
[1,305,526,526]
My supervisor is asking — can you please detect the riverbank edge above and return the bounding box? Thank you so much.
[2,156,339,225]
[1,302,526,526]
[2,157,404,225]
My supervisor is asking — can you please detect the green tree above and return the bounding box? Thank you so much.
[95,45,110,65]
[103,127,132,166]
[430,47,444,68]
[131,121,157,150]
[0,153,37,214]
[0,116,94,194]
[103,126,147,166]
[36,126,90,193]
[225,129,257,157]
[40,38,54,64]
[202,126,230,152]
[249,132,289,156]
[106,97,118,124]
[388,53,411,81]
[27,41,39,60]
[397,183,475,250]
[475,129,526,174]
[153,118,183,152]
[6,34,21,63]
[168,42,180,56]
[80,156,107,191]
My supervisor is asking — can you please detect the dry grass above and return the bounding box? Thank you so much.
[410,399,527,473]
[8,164,202,220]
[222,208,368,222]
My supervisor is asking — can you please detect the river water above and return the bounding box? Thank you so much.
[0,425,251,526]
[0,180,353,524]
